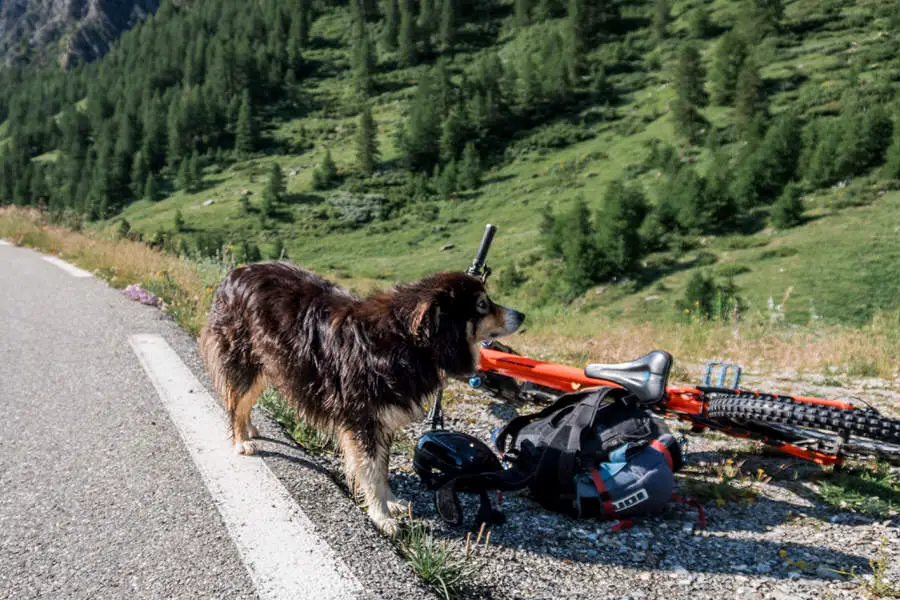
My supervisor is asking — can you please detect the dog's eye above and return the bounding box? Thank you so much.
[476,299,489,313]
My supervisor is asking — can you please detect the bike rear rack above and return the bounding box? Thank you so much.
[703,361,743,388]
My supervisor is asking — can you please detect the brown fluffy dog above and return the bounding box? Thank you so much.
[199,262,524,534]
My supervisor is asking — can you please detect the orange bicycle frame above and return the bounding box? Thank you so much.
[478,347,845,465]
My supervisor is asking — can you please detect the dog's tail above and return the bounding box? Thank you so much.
[199,326,233,411]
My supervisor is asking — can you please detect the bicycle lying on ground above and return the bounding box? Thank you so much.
[462,225,900,467]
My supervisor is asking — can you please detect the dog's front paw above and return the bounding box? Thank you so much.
[234,440,257,455]
[387,499,410,517]
[373,516,400,537]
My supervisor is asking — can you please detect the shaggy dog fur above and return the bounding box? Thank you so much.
[199,261,524,534]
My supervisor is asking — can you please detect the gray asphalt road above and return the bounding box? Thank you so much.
[0,244,433,600]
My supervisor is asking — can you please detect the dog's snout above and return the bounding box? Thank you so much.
[501,306,525,333]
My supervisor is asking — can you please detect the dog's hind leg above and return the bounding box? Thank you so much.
[340,432,398,536]
[232,377,267,455]
[381,445,410,517]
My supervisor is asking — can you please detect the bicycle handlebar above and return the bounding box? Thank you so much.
[467,224,496,278]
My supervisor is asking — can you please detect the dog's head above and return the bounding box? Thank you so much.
[400,272,525,376]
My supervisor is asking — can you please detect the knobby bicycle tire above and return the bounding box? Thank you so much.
[707,393,900,448]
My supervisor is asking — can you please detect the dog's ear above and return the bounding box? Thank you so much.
[410,297,441,342]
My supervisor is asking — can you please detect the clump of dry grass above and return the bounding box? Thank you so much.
[515,314,900,382]
[0,207,219,335]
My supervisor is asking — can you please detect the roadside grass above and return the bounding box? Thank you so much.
[257,388,335,456]
[395,522,480,600]
[834,538,900,599]
[0,207,221,336]
[681,458,761,506]
[815,463,900,519]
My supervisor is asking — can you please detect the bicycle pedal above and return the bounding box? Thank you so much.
[702,361,743,388]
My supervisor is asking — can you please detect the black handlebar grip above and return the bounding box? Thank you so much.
[471,224,497,273]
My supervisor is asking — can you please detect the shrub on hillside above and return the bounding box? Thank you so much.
[495,264,527,293]
[327,192,385,225]
[805,98,894,187]
[311,150,339,190]
[541,184,648,302]
[731,112,802,207]
[770,183,804,229]
[677,271,744,321]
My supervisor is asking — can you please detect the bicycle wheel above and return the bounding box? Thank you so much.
[706,392,900,462]
[765,422,900,464]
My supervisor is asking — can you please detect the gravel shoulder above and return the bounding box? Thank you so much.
[379,373,900,600]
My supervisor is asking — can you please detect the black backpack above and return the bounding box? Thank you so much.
[492,386,682,518]
[424,386,688,526]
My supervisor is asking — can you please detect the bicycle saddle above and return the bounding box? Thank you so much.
[584,350,673,405]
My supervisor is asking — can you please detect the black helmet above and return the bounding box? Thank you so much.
[413,430,503,490]
[413,430,507,527]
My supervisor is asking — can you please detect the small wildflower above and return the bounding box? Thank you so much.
[716,498,726,506]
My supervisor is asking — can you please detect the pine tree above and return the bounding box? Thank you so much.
[515,0,531,27]
[439,0,456,53]
[653,0,671,44]
[117,218,131,239]
[399,0,418,67]
[174,208,186,232]
[381,0,400,51]
[517,53,540,108]
[402,73,441,171]
[235,90,256,157]
[267,163,286,202]
[535,0,557,20]
[288,13,306,74]
[268,237,288,260]
[130,151,149,198]
[566,0,588,77]
[418,0,436,56]
[709,32,748,106]
[688,5,711,39]
[176,159,190,191]
[188,151,201,191]
[740,0,783,42]
[883,115,900,179]
[144,174,157,202]
[439,108,463,164]
[166,96,187,170]
[672,44,708,141]
[261,189,276,218]
[771,183,803,229]
[356,104,380,175]
[353,19,375,96]
[298,0,311,47]
[558,198,601,298]
[436,160,458,199]
[312,150,338,190]
[595,179,648,277]
[459,143,482,190]
[734,59,767,134]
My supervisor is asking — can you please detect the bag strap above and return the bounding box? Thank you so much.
[534,388,626,505]
[554,389,616,488]
[493,387,597,454]
[672,494,706,529]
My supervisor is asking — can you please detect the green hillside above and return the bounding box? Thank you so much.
[2,0,900,329]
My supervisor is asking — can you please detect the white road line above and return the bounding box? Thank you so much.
[129,334,363,600]
[42,256,93,278]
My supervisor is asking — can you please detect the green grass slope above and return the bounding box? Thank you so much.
[109,0,900,328]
